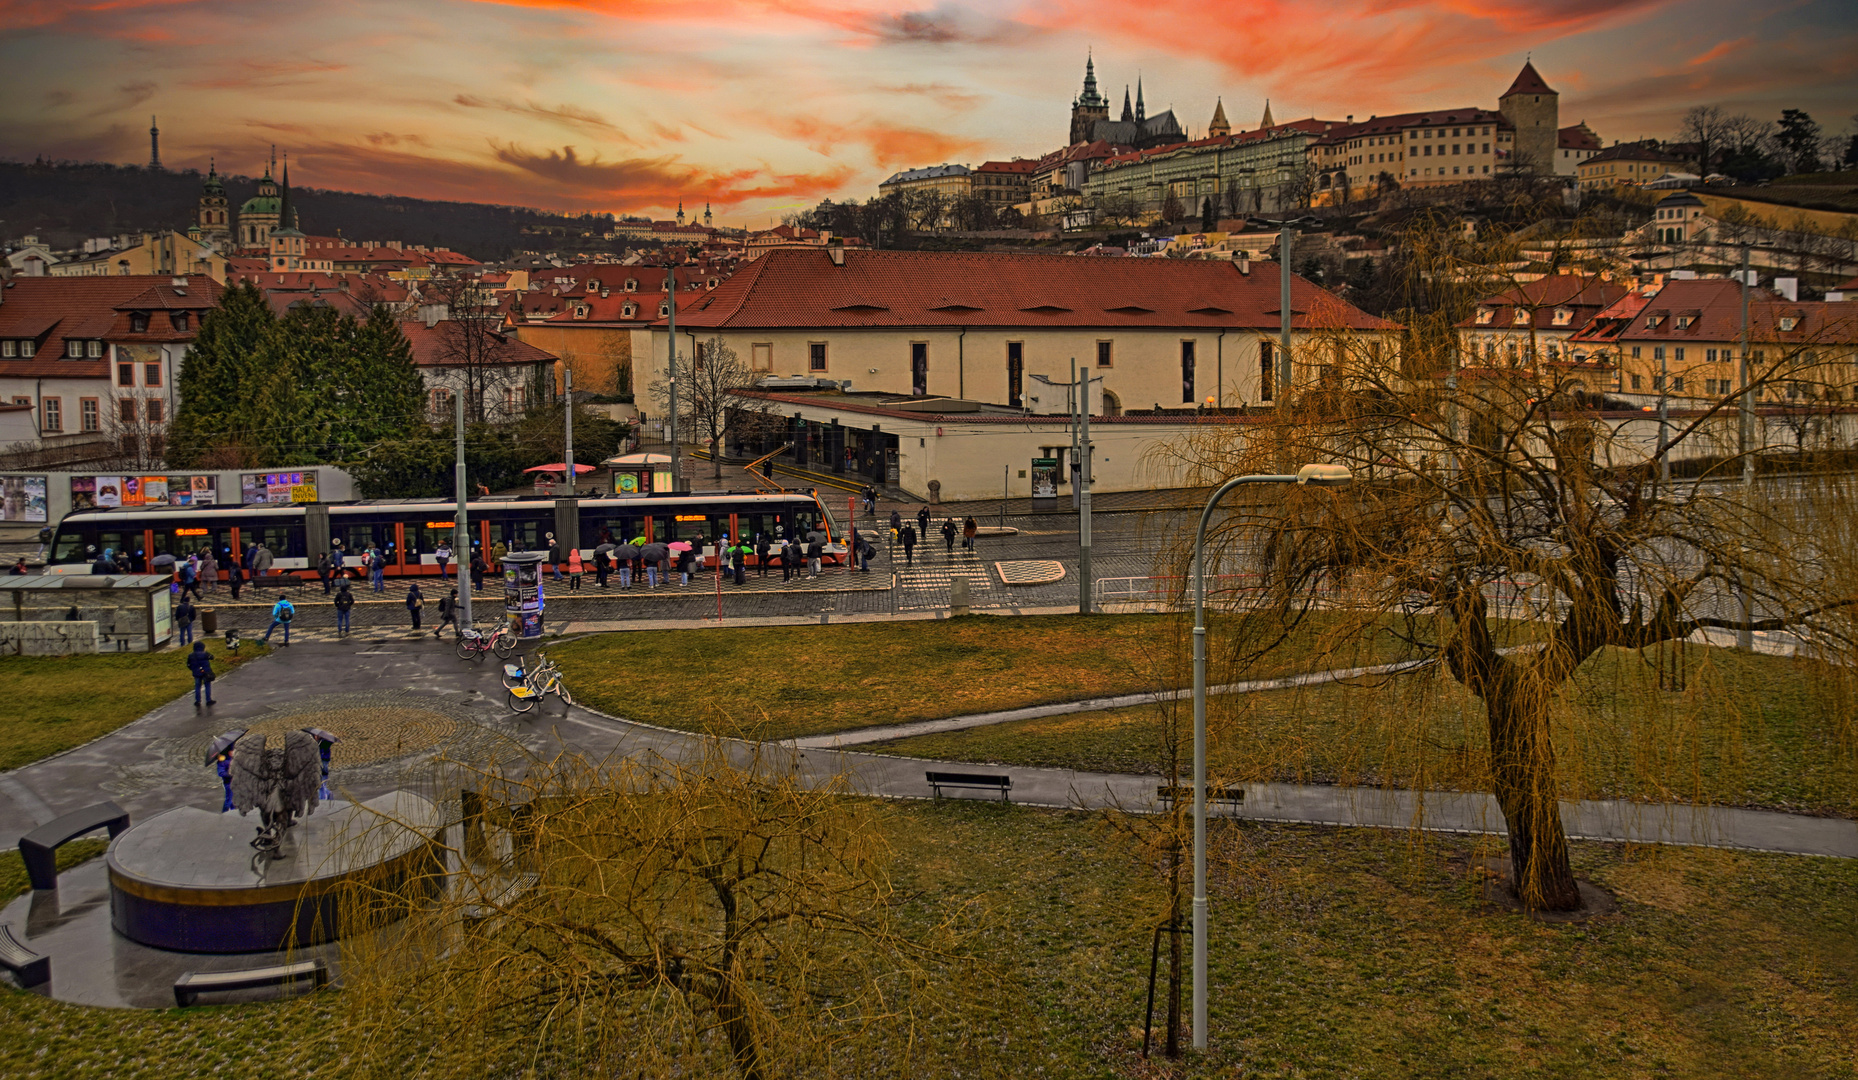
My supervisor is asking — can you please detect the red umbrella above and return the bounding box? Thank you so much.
[523,463,596,474]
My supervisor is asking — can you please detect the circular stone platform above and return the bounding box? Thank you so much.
[994,559,1066,586]
[108,791,443,953]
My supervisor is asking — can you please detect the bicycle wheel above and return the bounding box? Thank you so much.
[557,683,574,707]
[456,637,478,661]
[493,632,518,658]
[508,687,537,713]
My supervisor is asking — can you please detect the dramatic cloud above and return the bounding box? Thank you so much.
[0,0,1851,226]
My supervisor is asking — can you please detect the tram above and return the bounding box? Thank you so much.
[43,490,844,579]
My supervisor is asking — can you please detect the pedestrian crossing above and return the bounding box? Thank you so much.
[897,551,994,592]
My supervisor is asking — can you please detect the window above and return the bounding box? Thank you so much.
[88,340,102,358]
[431,388,453,416]
[625,279,637,292]
[1652,375,1665,390]
[1513,309,1530,325]
[1630,374,1642,390]
[808,342,828,372]
[42,398,60,432]
[81,398,99,432]
[910,342,928,396]
[658,302,669,317]
[120,398,137,423]
[1552,308,1572,326]
[504,385,526,413]
[1006,342,1024,409]
[170,311,190,331]
[145,361,161,386]
[1673,347,1685,362]
[1096,340,1113,368]
[130,313,149,333]
[1259,341,1275,402]
[146,398,163,423]
[751,343,772,372]
[622,303,637,318]
[67,340,84,359]
[1779,316,1799,332]
[1706,348,1718,363]
[1672,377,1684,392]
[0,341,13,358]
[1180,340,1196,403]
[117,363,135,387]
[1475,308,1493,325]
[1645,316,1664,328]
[1654,347,1665,361]
[1631,347,1642,359]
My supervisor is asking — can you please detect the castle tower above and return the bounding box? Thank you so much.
[148,116,160,169]
[1498,60,1558,174]
[195,158,231,249]
[703,203,712,228]
[1261,99,1274,129]
[1208,98,1230,139]
[1135,78,1145,122]
[1068,53,1110,145]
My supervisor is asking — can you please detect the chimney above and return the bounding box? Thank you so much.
[171,275,188,288]
[826,237,845,267]
[1775,277,1798,302]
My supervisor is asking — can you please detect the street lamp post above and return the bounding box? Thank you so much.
[1190,463,1351,1051]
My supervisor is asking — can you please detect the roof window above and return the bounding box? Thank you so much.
[1474,308,1493,325]
[1551,308,1572,326]
[1779,316,1800,331]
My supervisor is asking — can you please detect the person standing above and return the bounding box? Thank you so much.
[176,595,196,645]
[200,545,217,592]
[333,577,354,636]
[251,541,273,584]
[405,581,424,630]
[730,537,749,585]
[316,550,334,594]
[806,533,823,580]
[850,527,867,573]
[491,540,508,566]
[567,547,584,591]
[263,593,295,646]
[435,587,458,637]
[778,537,793,582]
[369,546,387,594]
[434,541,452,581]
[889,509,902,538]
[862,484,877,516]
[900,523,917,565]
[547,533,563,581]
[227,556,245,601]
[963,516,978,551]
[186,641,216,707]
[941,518,957,554]
[470,548,487,592]
[593,547,611,589]
[917,506,931,539]
[754,533,770,578]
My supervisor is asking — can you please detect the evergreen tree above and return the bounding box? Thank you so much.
[254,304,350,464]
[350,306,426,450]
[1200,196,1217,232]
[168,283,276,466]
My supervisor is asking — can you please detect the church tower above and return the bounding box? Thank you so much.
[1068,53,1110,145]
[1261,100,1275,130]
[1120,86,1134,124]
[703,203,713,229]
[239,150,283,250]
[268,157,306,272]
[1498,60,1558,174]
[1208,98,1230,139]
[1135,78,1146,123]
[195,159,231,249]
[676,202,685,226]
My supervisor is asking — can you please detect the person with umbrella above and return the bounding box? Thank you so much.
[639,539,670,587]
[205,729,245,811]
[672,541,695,585]
[595,541,618,587]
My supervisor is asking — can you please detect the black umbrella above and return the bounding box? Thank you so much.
[151,553,177,569]
[594,543,617,556]
[204,729,247,766]
[300,727,341,744]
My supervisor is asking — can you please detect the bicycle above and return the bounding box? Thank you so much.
[456,623,518,662]
[508,654,572,713]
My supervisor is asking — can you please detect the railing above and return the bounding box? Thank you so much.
[1094,573,1562,616]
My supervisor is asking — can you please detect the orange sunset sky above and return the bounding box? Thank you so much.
[1,0,1853,228]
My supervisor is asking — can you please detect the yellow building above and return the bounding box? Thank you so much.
[1578,142,1686,189]
[47,231,228,282]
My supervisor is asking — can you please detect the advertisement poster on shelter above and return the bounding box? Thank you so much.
[94,476,123,508]
[0,476,48,522]
[70,476,97,510]
[241,470,317,505]
[191,475,217,505]
[139,476,168,505]
[122,476,142,506]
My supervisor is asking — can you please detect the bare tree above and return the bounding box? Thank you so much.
[650,336,775,480]
[426,274,510,423]
[1680,105,1733,175]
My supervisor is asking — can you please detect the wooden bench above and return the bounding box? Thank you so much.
[174,959,328,1007]
[1156,785,1247,808]
[18,800,130,891]
[925,771,1012,803]
[0,925,49,988]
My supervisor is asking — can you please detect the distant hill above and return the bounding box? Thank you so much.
[0,159,621,261]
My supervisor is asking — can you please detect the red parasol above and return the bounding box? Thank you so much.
[522,463,596,474]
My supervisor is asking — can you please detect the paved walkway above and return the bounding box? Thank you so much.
[3,640,1853,863]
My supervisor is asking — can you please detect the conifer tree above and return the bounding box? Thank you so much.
[350,305,427,450]
[168,283,276,465]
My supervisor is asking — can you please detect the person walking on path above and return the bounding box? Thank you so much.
[227,556,244,600]
[333,578,354,636]
[316,550,334,594]
[470,548,487,592]
[434,541,452,581]
[547,534,564,581]
[200,546,218,593]
[567,548,584,591]
[186,641,216,707]
[963,516,978,551]
[262,593,295,646]
[850,527,867,573]
[491,540,508,566]
[900,523,917,565]
[179,557,203,600]
[917,506,930,538]
[405,581,425,630]
[368,546,387,593]
[941,518,957,554]
[176,596,196,645]
[435,588,458,637]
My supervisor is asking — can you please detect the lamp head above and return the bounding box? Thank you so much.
[1296,463,1353,487]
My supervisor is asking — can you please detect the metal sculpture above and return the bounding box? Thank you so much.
[229,729,323,860]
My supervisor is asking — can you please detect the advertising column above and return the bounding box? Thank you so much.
[501,551,545,639]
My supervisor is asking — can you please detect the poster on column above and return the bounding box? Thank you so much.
[191,475,217,505]
[94,476,124,508]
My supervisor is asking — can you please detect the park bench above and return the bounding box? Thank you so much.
[0,925,49,988]
[173,959,328,1006]
[1155,784,1247,809]
[925,771,1012,803]
[18,800,130,890]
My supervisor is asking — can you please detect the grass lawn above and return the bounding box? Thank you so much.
[872,642,1858,817]
[550,612,1433,741]
[4,805,1852,1079]
[0,645,269,772]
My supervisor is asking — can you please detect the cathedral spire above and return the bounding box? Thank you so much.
[1261,99,1274,129]
[1208,97,1230,139]
[279,154,292,231]
[1121,86,1133,124]
[1078,50,1106,108]
[1135,77,1145,122]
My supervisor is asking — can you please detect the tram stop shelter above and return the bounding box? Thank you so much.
[0,574,174,655]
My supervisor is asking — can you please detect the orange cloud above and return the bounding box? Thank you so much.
[1688,37,1752,67]
[776,116,984,166]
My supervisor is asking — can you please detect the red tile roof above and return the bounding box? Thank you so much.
[1566,278,1858,346]
[1456,276,1630,331]
[399,319,559,368]
[0,275,221,377]
[1314,109,1508,146]
[667,248,1399,332]
[1558,124,1602,152]
[975,159,1039,174]
[1503,61,1555,97]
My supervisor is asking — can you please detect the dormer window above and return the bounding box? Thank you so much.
[1551,308,1572,326]
[622,303,637,318]
[658,302,670,317]
[1779,316,1800,331]
[67,340,83,359]
[170,311,190,331]
[1645,316,1664,328]
[1674,315,1692,329]
[1475,308,1493,325]
[625,279,636,292]
[1512,309,1530,325]
[130,313,149,333]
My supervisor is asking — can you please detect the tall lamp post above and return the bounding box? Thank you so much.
[1190,463,1352,1050]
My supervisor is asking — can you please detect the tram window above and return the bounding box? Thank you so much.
[52,531,87,563]
[97,531,128,558]
[584,515,642,546]
[251,524,306,559]
[493,518,546,552]
[149,530,175,558]
[407,524,453,556]
[791,511,820,538]
[737,514,773,542]
[334,523,384,555]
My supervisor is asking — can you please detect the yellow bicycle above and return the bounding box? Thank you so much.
[508,654,572,713]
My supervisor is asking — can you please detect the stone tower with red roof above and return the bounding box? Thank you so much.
[1498,61,1558,174]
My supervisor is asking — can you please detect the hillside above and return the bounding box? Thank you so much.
[0,160,622,260]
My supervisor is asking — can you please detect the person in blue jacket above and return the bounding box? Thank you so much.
[186,641,216,707]
[263,594,296,646]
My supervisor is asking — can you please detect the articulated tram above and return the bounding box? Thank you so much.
[44,490,844,578]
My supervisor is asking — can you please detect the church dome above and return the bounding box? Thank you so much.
[241,193,281,216]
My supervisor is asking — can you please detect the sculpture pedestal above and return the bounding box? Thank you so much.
[108,791,442,953]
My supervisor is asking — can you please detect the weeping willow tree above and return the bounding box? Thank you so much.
[334,742,979,1079]
[1157,213,1858,910]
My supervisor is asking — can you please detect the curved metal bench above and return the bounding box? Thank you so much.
[18,800,129,891]
[174,959,328,1006]
[0,925,49,988]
